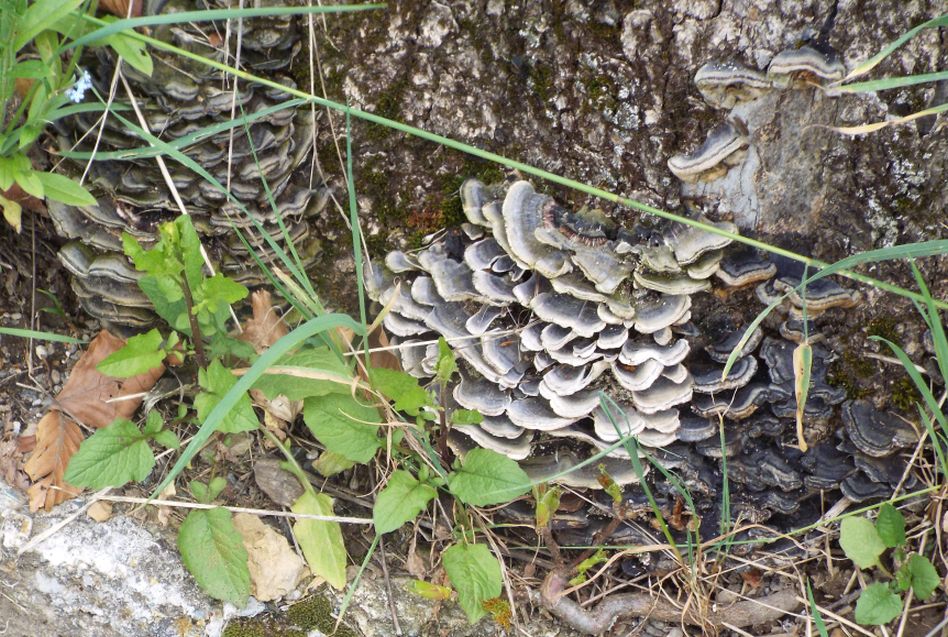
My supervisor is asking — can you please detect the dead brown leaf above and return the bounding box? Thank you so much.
[2,184,46,215]
[21,330,164,511]
[55,330,164,428]
[240,290,288,354]
[87,500,113,522]
[740,568,763,591]
[22,411,83,511]
[98,0,143,17]
[234,513,307,601]
[241,292,301,426]
[0,437,29,491]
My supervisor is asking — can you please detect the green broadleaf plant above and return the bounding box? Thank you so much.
[839,505,942,626]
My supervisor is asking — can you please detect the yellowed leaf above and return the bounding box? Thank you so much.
[792,341,813,452]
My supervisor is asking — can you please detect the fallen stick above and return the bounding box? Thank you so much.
[540,570,801,635]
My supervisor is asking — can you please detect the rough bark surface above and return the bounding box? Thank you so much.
[310,0,945,304]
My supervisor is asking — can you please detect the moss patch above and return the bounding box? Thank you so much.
[222,593,359,637]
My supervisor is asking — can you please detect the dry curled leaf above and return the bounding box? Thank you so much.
[234,513,307,601]
[240,290,288,354]
[22,411,83,511]
[21,330,164,511]
[55,330,165,428]
[241,292,302,426]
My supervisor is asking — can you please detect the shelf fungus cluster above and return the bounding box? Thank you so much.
[369,177,920,533]
[367,178,737,487]
[669,42,847,228]
[49,0,327,330]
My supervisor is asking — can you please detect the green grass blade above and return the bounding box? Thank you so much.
[345,108,369,347]
[599,394,685,564]
[917,403,948,480]
[870,336,946,432]
[0,326,85,344]
[807,579,830,637]
[909,261,948,385]
[337,533,379,629]
[60,99,306,161]
[66,4,386,51]
[151,312,363,497]
[837,70,948,93]
[841,14,948,82]
[721,296,786,379]
[236,103,315,300]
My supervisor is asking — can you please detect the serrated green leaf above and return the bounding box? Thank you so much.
[854,582,902,626]
[96,328,165,378]
[906,554,940,600]
[303,394,383,463]
[177,507,250,605]
[369,367,435,416]
[451,409,483,425]
[875,503,906,548]
[63,419,154,488]
[435,336,457,383]
[138,274,188,332]
[195,360,258,434]
[408,579,453,601]
[442,542,502,623]
[34,171,95,205]
[197,273,248,313]
[292,491,348,589]
[840,516,886,569]
[253,346,353,401]
[373,469,437,534]
[151,429,180,449]
[448,448,531,506]
[207,476,228,501]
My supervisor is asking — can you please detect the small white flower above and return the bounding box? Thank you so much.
[65,69,93,103]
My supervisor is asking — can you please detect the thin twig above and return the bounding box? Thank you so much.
[378,537,403,636]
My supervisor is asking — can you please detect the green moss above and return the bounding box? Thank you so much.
[827,348,874,399]
[890,375,921,412]
[866,316,899,343]
[531,62,555,102]
[286,595,358,637]
[222,594,358,637]
[221,620,267,637]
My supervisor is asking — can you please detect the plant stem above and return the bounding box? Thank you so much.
[437,383,452,466]
[179,274,206,369]
[258,425,316,498]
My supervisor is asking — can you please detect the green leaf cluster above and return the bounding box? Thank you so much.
[839,503,941,626]
[0,0,153,230]
[123,216,248,341]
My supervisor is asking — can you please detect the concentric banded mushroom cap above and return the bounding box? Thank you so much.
[666,119,749,183]
[767,45,846,86]
[694,60,773,109]
[842,400,918,458]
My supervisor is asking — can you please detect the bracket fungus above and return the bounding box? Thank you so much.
[48,0,326,332]
[368,168,922,545]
